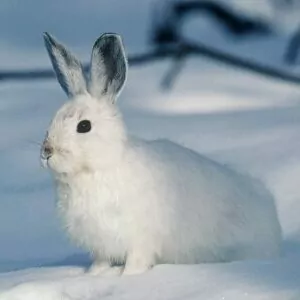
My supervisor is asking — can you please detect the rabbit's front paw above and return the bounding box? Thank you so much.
[123,252,154,275]
[87,261,122,277]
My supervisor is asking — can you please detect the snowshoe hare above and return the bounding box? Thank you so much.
[41,32,282,276]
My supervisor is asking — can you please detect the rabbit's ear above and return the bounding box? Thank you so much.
[89,33,127,102]
[43,32,87,98]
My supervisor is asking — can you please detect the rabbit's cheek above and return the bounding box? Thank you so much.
[46,154,59,170]
[46,153,66,173]
[48,150,85,175]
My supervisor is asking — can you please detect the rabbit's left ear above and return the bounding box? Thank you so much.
[88,33,127,102]
[43,32,87,98]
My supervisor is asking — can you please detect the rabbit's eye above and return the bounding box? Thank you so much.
[77,120,91,133]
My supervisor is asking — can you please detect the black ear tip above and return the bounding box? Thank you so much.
[43,32,51,41]
[43,32,58,48]
[93,33,123,49]
[100,33,121,40]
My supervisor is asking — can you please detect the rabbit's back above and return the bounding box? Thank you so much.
[128,138,282,263]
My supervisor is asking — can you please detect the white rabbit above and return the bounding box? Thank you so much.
[41,32,282,276]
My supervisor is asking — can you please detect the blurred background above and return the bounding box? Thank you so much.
[1,0,300,272]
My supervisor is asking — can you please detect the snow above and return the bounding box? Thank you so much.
[1,261,300,300]
[1,0,300,299]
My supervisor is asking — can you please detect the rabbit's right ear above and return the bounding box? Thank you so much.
[43,32,87,98]
[89,33,127,102]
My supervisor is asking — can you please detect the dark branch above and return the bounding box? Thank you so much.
[184,41,300,85]
[151,0,272,45]
[173,0,271,36]
[285,26,300,65]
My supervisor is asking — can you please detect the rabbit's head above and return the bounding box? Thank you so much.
[41,33,128,175]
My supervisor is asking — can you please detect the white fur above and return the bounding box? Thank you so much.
[42,33,282,276]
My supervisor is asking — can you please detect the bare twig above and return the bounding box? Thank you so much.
[161,46,187,89]
[184,41,300,85]
[285,26,300,65]
[173,0,271,37]
[151,0,272,47]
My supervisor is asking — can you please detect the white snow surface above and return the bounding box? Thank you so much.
[1,0,300,299]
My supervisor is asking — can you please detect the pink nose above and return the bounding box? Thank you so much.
[41,140,53,159]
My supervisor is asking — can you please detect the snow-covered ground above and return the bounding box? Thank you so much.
[0,0,300,299]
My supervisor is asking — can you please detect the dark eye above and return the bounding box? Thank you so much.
[77,120,91,133]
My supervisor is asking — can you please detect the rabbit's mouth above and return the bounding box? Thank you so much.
[40,152,62,173]
[40,145,80,174]
[41,157,49,168]
[41,138,72,167]
[40,139,54,168]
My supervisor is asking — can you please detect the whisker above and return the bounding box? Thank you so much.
[25,139,43,147]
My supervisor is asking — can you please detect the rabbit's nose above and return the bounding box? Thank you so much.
[42,140,53,159]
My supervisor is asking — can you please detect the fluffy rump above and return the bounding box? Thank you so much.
[123,139,282,264]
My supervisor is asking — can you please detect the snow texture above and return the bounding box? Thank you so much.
[0,0,300,299]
